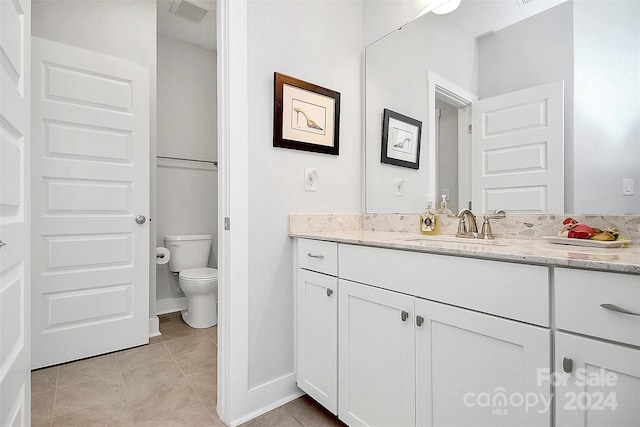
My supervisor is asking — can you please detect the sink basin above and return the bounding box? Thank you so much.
[399,236,513,246]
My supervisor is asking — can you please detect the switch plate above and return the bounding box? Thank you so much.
[304,168,318,191]
[623,179,634,196]
[395,178,405,196]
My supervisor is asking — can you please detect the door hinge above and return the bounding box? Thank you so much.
[224,217,230,230]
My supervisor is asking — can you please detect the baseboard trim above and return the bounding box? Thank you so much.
[156,297,188,315]
[148,315,161,337]
[228,388,304,427]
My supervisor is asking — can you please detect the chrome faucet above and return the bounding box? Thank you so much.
[479,209,507,239]
[455,209,479,238]
[453,208,507,239]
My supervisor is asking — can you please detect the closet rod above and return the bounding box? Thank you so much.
[157,155,218,166]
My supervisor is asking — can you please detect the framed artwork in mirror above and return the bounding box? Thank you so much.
[381,108,422,169]
[273,72,340,155]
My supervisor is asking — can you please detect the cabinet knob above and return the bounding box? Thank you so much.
[563,357,573,374]
[416,315,424,327]
[401,310,409,322]
[326,288,333,297]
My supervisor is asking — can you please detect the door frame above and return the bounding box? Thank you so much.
[427,71,476,210]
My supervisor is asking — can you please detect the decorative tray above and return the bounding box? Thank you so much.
[541,236,627,248]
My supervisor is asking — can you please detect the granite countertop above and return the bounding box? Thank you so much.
[290,229,640,275]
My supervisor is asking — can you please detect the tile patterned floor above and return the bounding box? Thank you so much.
[32,312,343,427]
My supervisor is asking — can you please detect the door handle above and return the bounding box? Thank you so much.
[401,310,409,322]
[0,238,5,248]
[135,215,147,224]
[563,357,573,374]
[416,315,424,327]
[600,303,640,317]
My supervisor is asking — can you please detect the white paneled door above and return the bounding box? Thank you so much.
[472,81,564,214]
[0,0,31,424]
[31,37,150,368]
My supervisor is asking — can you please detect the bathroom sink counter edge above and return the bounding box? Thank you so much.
[288,229,640,275]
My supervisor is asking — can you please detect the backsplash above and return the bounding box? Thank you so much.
[291,213,640,244]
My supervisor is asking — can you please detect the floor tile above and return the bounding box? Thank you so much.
[284,396,345,427]
[52,410,134,427]
[53,373,129,419]
[31,390,55,427]
[186,367,217,415]
[121,358,184,406]
[173,347,217,376]
[129,377,218,426]
[241,405,303,427]
[31,366,58,394]
[163,333,216,357]
[159,312,205,342]
[56,353,120,389]
[206,325,218,344]
[117,342,172,373]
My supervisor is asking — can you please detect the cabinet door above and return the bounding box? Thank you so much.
[296,269,338,414]
[338,279,415,427]
[555,332,640,427]
[415,299,551,427]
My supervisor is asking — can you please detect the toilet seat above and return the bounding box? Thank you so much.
[179,267,218,281]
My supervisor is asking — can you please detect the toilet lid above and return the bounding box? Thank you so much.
[180,267,218,280]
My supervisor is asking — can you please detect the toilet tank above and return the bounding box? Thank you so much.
[165,234,212,272]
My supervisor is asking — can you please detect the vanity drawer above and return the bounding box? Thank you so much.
[555,268,640,347]
[298,239,338,276]
[339,244,550,326]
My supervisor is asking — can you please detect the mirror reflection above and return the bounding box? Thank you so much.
[365,0,639,215]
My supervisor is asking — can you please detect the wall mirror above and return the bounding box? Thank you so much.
[364,0,639,215]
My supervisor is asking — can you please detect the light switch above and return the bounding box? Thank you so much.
[395,178,405,196]
[304,168,318,192]
[622,179,634,196]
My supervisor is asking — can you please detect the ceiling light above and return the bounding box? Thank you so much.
[418,0,461,17]
[433,0,461,15]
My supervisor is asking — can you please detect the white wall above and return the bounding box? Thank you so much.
[365,11,477,212]
[31,0,159,331]
[157,35,217,162]
[156,35,217,314]
[246,0,362,388]
[362,0,426,46]
[573,0,640,214]
[218,0,362,421]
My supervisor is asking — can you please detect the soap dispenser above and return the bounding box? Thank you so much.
[437,194,453,215]
[420,201,438,235]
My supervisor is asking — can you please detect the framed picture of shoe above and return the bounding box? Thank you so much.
[380,108,422,169]
[273,72,340,155]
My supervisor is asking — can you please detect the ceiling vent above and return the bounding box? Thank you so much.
[515,0,535,7]
[170,0,210,22]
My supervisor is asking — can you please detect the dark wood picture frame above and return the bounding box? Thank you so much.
[381,108,422,169]
[273,72,340,155]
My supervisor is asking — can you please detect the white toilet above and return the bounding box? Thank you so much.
[165,234,218,328]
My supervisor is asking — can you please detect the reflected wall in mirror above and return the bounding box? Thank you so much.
[364,0,640,215]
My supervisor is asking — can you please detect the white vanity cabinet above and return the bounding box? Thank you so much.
[554,268,640,426]
[338,279,416,427]
[336,243,551,427]
[295,239,339,414]
[415,298,551,427]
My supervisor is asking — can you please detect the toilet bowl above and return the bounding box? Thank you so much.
[165,234,218,329]
[179,267,218,328]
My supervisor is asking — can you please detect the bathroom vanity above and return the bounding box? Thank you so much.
[290,217,640,427]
